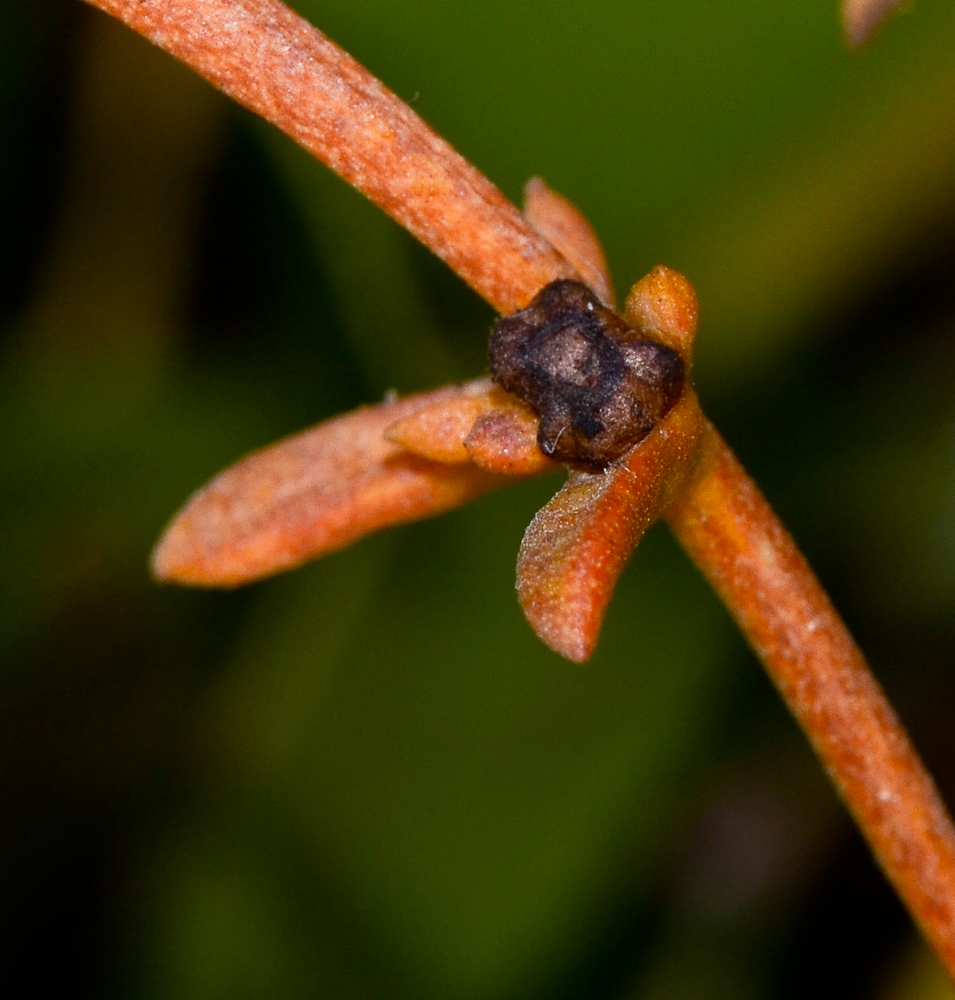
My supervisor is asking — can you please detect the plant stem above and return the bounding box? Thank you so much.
[80,0,575,314]
[83,0,955,977]
[667,424,955,972]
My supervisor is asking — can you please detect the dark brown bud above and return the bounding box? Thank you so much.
[488,279,685,469]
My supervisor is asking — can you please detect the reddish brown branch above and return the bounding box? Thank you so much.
[81,0,576,314]
[86,0,955,978]
[667,425,955,971]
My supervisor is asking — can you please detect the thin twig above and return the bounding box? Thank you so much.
[80,0,576,314]
[667,425,955,972]
[83,0,955,977]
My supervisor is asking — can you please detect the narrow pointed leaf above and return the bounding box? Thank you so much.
[517,393,704,662]
[464,407,557,477]
[383,379,499,464]
[524,177,615,306]
[152,387,505,586]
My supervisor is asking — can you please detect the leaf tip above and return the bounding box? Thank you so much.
[624,266,698,366]
[149,502,247,588]
[841,0,911,48]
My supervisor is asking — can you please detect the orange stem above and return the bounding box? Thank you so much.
[80,0,576,314]
[666,424,955,971]
[84,0,955,976]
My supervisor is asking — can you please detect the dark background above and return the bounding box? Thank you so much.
[3,1,955,997]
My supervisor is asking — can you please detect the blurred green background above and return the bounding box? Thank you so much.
[3,1,955,997]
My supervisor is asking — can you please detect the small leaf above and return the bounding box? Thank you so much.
[524,178,615,306]
[516,392,704,662]
[383,378,498,463]
[464,406,557,476]
[624,265,699,369]
[151,386,506,586]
